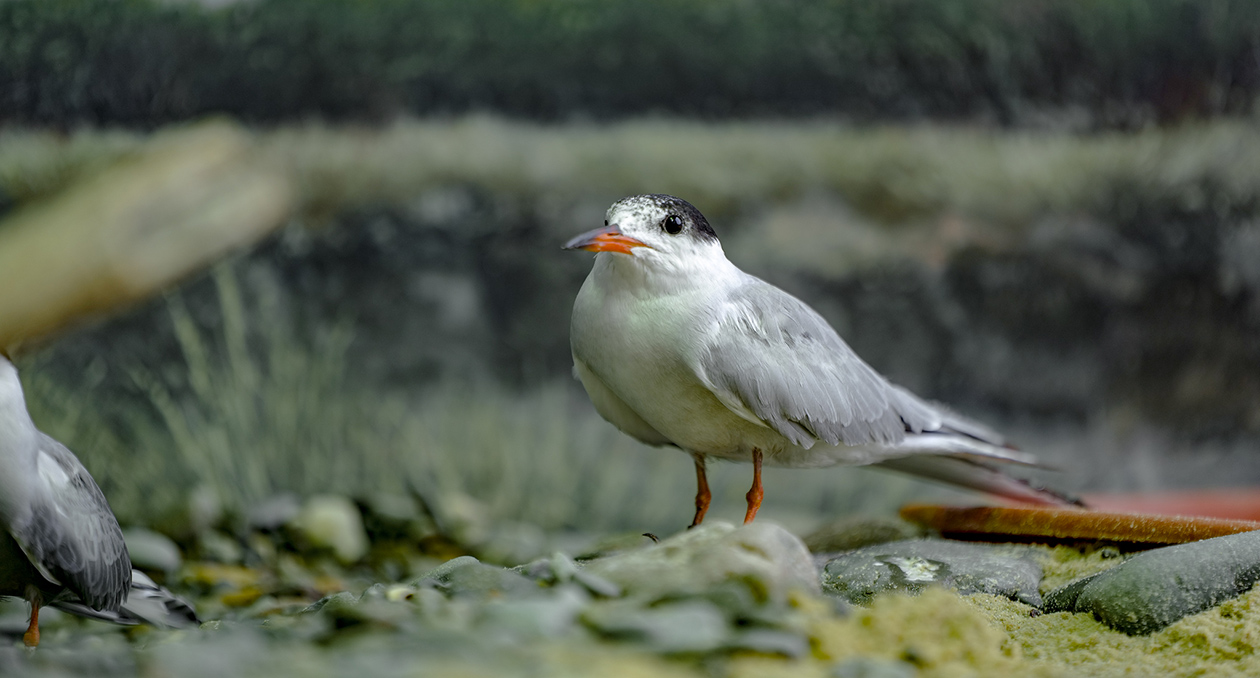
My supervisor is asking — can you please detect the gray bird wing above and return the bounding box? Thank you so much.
[873,453,1082,506]
[53,569,200,628]
[690,277,957,449]
[10,433,131,612]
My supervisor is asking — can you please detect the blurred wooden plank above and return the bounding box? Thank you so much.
[900,503,1260,546]
[0,121,292,354]
[1082,489,1260,522]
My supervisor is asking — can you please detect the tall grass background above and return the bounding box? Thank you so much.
[7,118,1260,236]
[11,116,1257,538]
[18,262,939,538]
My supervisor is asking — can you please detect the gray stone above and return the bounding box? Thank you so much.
[362,493,421,523]
[301,587,417,630]
[583,522,820,604]
[433,492,493,547]
[481,585,589,638]
[1044,529,1260,635]
[304,590,358,614]
[573,531,658,560]
[477,521,549,565]
[804,516,922,554]
[820,539,1043,606]
[543,552,622,598]
[831,657,920,678]
[198,530,244,564]
[692,579,777,621]
[412,556,540,597]
[290,495,370,564]
[122,527,183,573]
[247,493,302,530]
[582,599,730,653]
[726,628,811,657]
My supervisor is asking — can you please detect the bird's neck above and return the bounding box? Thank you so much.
[596,246,742,299]
[0,361,37,460]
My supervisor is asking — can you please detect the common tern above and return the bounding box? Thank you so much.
[0,354,198,646]
[565,194,1077,527]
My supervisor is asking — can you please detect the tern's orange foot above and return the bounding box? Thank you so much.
[689,456,712,528]
[743,448,764,524]
[23,601,40,648]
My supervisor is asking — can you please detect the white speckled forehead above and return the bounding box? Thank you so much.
[607,195,665,225]
[607,194,719,242]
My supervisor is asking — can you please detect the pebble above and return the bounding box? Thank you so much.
[804,516,923,554]
[582,598,730,653]
[831,656,920,678]
[290,495,370,564]
[249,493,302,531]
[412,556,539,596]
[583,522,820,604]
[820,538,1043,606]
[538,552,622,597]
[482,584,589,638]
[1044,529,1260,634]
[122,527,183,573]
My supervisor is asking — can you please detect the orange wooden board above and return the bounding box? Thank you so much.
[899,503,1260,546]
[1082,488,1260,522]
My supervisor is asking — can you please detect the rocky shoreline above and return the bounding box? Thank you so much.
[5,506,1260,678]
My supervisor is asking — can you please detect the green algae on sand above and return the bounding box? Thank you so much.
[797,543,1260,678]
[972,585,1260,677]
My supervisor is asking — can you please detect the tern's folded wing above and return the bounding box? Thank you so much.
[690,279,945,449]
[11,434,131,612]
[53,569,201,628]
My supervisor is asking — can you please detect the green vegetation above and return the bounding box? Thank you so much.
[6,118,1260,235]
[1,0,1258,126]
[9,118,1260,476]
[19,262,937,533]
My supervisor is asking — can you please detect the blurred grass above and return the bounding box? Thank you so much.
[0,126,142,204]
[3,0,1257,126]
[19,262,941,536]
[130,269,374,510]
[4,118,1260,231]
[19,264,392,521]
[5,116,1257,535]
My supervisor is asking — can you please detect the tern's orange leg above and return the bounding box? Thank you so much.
[743,448,764,524]
[689,455,712,528]
[23,586,41,648]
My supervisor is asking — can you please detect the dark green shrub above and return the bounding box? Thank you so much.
[0,0,1257,126]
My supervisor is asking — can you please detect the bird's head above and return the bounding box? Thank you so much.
[563,194,722,266]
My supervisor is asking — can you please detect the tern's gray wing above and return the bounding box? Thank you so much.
[691,278,952,449]
[10,433,131,612]
[53,569,201,628]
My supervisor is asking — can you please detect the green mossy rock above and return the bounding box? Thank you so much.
[1045,530,1260,635]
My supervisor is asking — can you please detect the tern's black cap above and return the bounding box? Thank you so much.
[636,194,719,242]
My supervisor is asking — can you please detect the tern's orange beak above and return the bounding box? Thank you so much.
[562,225,651,255]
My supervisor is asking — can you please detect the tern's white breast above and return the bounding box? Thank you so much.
[570,258,783,460]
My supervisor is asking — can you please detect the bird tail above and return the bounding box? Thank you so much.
[52,570,201,628]
[872,433,1084,507]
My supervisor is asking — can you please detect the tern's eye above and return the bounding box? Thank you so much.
[662,215,684,235]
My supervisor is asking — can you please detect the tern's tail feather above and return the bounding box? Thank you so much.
[52,570,201,628]
[873,434,1083,507]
